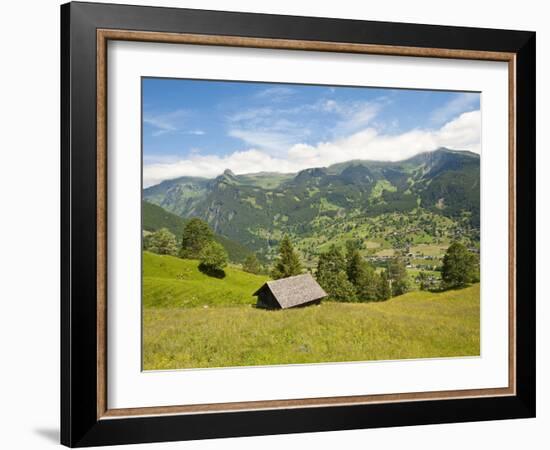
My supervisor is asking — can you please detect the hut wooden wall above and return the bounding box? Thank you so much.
[256,288,280,309]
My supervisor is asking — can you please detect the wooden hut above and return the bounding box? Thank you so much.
[253,273,328,309]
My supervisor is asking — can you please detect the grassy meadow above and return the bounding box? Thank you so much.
[143,251,268,308]
[143,252,480,370]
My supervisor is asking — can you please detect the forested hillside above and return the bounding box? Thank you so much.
[143,148,480,263]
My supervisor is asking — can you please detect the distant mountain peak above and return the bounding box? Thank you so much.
[430,147,479,158]
[211,168,240,188]
[296,167,326,178]
[143,147,480,251]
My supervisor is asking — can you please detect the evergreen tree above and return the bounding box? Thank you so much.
[345,244,364,286]
[243,253,262,274]
[355,265,380,301]
[317,245,346,284]
[441,242,479,288]
[329,271,357,302]
[180,218,214,259]
[345,243,379,301]
[376,270,392,300]
[316,245,356,301]
[271,236,303,279]
[146,228,179,256]
[386,257,409,296]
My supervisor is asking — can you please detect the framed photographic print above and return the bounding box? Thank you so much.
[60,1,536,447]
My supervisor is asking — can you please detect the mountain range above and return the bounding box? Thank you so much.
[143,148,480,259]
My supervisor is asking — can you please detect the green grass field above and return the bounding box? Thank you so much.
[143,251,268,308]
[143,252,480,370]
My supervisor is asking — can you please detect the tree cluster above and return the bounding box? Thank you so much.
[316,245,357,301]
[144,218,229,277]
[316,242,405,302]
[180,218,228,275]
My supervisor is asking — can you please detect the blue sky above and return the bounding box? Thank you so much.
[143,78,480,187]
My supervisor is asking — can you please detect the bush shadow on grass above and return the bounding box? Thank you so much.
[198,263,226,279]
[424,281,478,293]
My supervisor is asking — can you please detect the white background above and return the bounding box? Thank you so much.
[0,0,546,449]
[108,42,509,409]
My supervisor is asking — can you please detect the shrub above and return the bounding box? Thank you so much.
[146,228,178,256]
[198,241,228,277]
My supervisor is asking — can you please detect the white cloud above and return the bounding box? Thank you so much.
[225,98,382,155]
[228,129,301,153]
[143,150,290,186]
[144,109,188,136]
[332,101,381,135]
[227,107,273,124]
[307,98,382,134]
[143,154,182,165]
[254,86,295,100]
[144,111,206,137]
[143,110,480,187]
[430,92,479,125]
[435,110,481,153]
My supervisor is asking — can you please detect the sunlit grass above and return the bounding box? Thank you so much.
[143,252,268,308]
[143,251,480,371]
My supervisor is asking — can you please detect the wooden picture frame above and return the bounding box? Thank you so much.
[61,2,535,447]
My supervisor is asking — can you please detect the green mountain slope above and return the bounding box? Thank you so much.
[144,176,210,216]
[143,148,480,257]
[143,201,253,262]
[143,200,188,237]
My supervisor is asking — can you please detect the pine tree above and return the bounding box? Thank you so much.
[271,236,303,279]
[317,245,346,284]
[376,270,392,300]
[346,247,365,286]
[386,257,409,296]
[329,271,357,302]
[355,265,380,301]
[345,242,382,301]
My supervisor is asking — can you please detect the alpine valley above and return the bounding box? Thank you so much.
[143,148,480,267]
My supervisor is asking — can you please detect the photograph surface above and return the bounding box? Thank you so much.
[141,78,481,370]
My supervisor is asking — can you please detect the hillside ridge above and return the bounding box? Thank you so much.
[143,148,480,259]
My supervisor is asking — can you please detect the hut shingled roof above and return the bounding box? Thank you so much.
[254,273,328,309]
